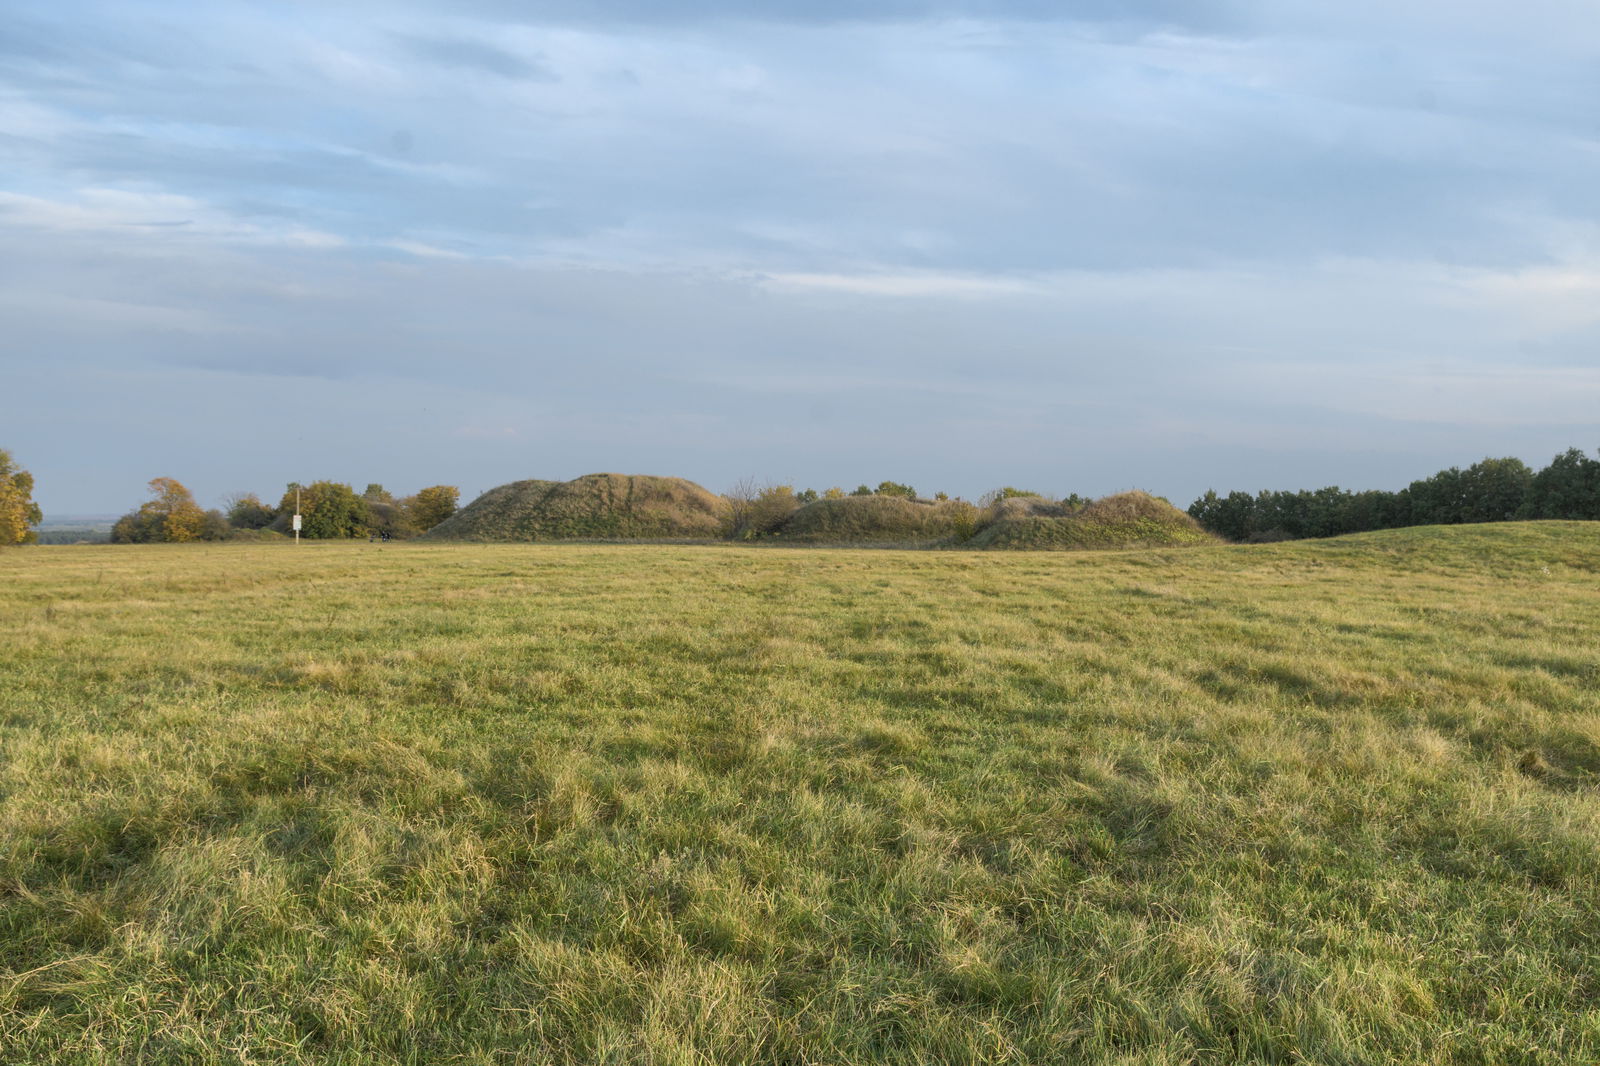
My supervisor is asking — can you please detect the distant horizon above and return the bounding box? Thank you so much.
[22,441,1597,521]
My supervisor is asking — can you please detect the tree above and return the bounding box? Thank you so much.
[225,492,276,530]
[746,484,799,537]
[949,500,979,542]
[875,480,917,499]
[405,485,460,531]
[0,448,42,545]
[1189,489,1257,541]
[1408,467,1469,525]
[1458,457,1532,523]
[199,509,232,541]
[112,477,206,543]
[363,483,394,504]
[1522,448,1600,520]
[150,478,205,541]
[721,479,798,539]
[277,481,368,538]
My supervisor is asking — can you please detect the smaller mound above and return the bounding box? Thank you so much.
[423,479,562,541]
[970,491,1216,551]
[782,495,974,545]
[425,474,723,541]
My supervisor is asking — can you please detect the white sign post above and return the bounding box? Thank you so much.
[294,485,302,544]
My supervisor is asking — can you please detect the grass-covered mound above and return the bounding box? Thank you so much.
[970,490,1216,550]
[425,473,723,541]
[781,494,973,544]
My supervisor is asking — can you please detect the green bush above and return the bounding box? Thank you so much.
[949,500,979,542]
[721,481,800,540]
[200,510,232,541]
[225,493,276,530]
[273,481,369,539]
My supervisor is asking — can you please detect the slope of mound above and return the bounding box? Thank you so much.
[1252,518,1600,575]
[424,474,723,541]
[782,495,972,545]
[422,479,561,541]
[970,491,1216,550]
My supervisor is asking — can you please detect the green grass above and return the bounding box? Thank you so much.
[3,523,1599,1064]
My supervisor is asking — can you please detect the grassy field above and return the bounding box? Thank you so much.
[2,524,1599,1064]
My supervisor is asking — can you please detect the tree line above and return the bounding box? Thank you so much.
[1187,447,1600,541]
[109,478,460,543]
[3,442,1598,548]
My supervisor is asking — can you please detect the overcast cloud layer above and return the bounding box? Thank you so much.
[3,0,1597,514]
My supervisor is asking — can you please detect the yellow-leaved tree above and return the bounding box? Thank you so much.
[403,485,460,531]
[113,477,205,543]
[147,477,205,542]
[0,448,43,545]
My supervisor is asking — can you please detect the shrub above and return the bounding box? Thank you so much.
[365,500,414,539]
[722,480,799,539]
[405,485,460,531]
[225,493,276,530]
[979,487,1043,507]
[199,510,232,541]
[949,500,979,542]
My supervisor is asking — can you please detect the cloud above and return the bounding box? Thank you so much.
[4,0,1597,513]
[0,188,346,247]
[760,270,1042,299]
[396,33,558,80]
[365,0,1243,31]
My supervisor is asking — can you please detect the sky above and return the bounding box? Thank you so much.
[3,0,1598,515]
